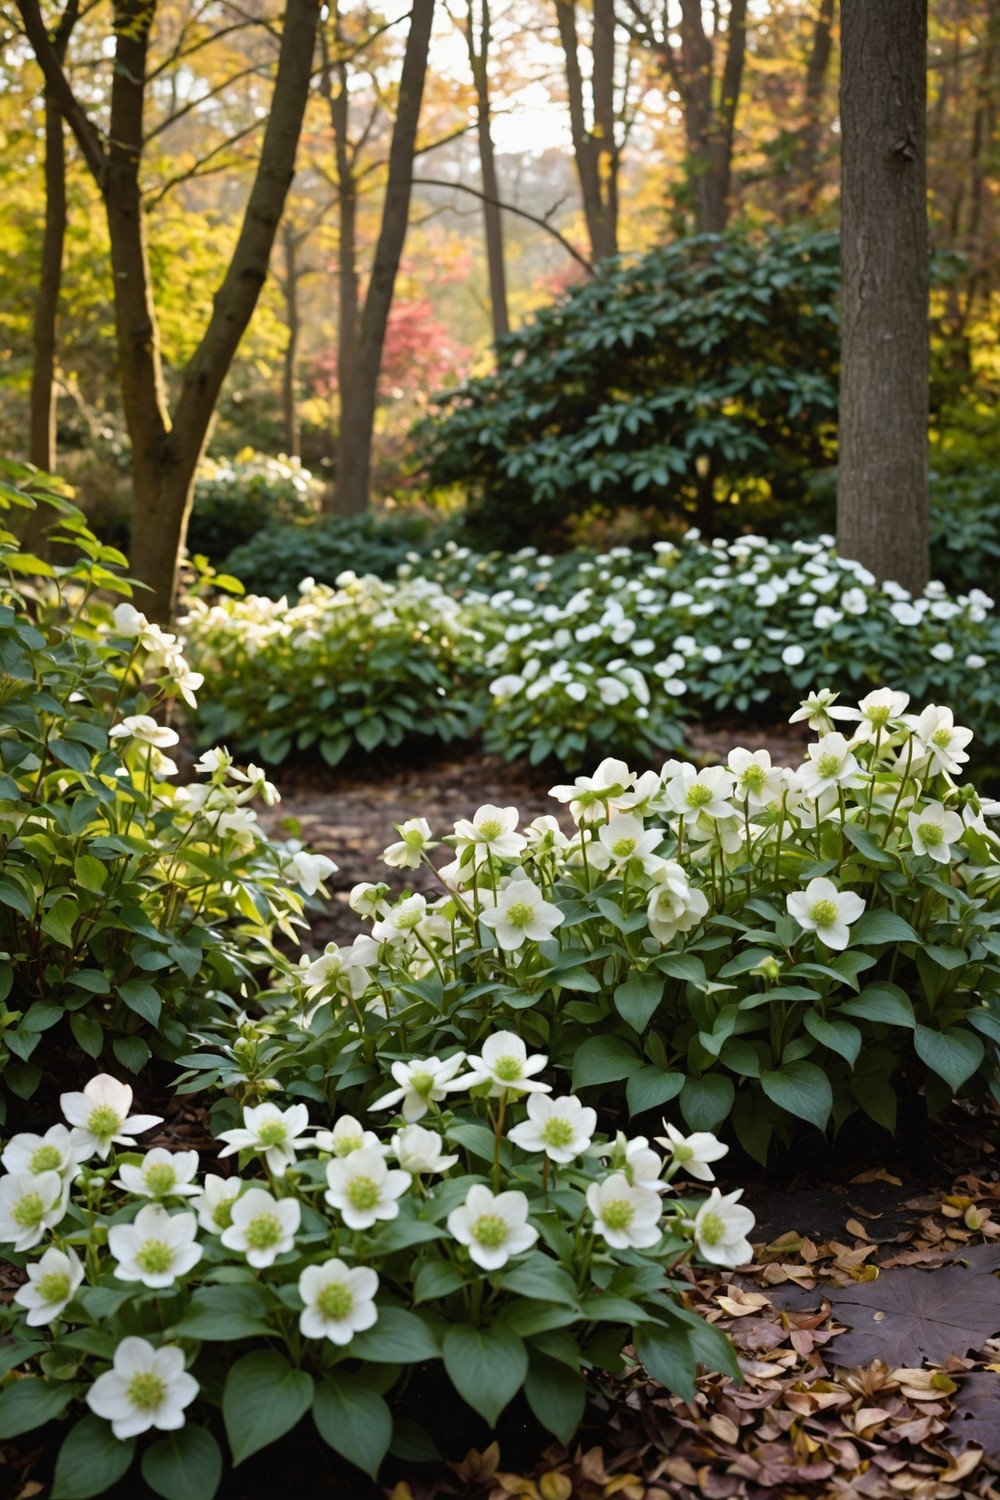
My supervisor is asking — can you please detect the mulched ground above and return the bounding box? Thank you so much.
[6,726,1000,1500]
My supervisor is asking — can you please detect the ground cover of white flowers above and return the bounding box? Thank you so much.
[3,482,1000,1499]
[181,532,1000,776]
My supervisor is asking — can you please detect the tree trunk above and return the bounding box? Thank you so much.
[837,0,929,593]
[466,0,510,343]
[29,94,66,478]
[676,0,748,234]
[281,223,301,458]
[554,0,619,262]
[791,0,836,214]
[18,0,321,621]
[332,0,435,518]
[22,1,79,557]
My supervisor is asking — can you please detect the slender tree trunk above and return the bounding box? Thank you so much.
[466,0,510,343]
[837,0,929,593]
[319,13,360,509]
[22,1,79,557]
[29,95,66,477]
[18,0,321,621]
[554,0,619,261]
[791,0,836,215]
[332,0,435,518]
[281,223,301,458]
[676,0,748,233]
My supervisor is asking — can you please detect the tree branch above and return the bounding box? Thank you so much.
[14,0,107,183]
[417,175,594,274]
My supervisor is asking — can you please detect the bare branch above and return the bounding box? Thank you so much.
[142,117,265,209]
[417,175,594,274]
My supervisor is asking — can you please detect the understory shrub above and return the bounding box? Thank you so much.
[0,469,321,1120]
[221,509,458,599]
[177,689,1000,1169]
[184,452,321,565]
[191,533,1000,771]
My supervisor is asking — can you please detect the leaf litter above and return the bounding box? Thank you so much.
[385,1148,1000,1500]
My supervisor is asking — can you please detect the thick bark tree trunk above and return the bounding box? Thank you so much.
[467,0,510,344]
[332,0,435,518]
[837,0,929,593]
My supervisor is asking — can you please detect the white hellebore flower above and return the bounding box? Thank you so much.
[298,1259,379,1345]
[107,1204,202,1288]
[191,1175,242,1235]
[0,1171,68,1250]
[324,1147,410,1230]
[664,765,736,825]
[349,881,391,918]
[108,715,180,750]
[391,1124,459,1176]
[372,1053,468,1122]
[383,817,436,869]
[843,688,911,742]
[459,1031,551,1097]
[1,1124,87,1180]
[691,1187,756,1267]
[788,688,856,735]
[216,1101,311,1175]
[797,733,864,799]
[726,749,787,810]
[14,1245,85,1325]
[60,1074,163,1160]
[113,1148,200,1200]
[477,877,564,951]
[284,850,338,895]
[601,1133,669,1193]
[86,1337,198,1440]
[447,1184,538,1269]
[371,893,427,943]
[908,802,964,863]
[220,1186,301,1267]
[655,1123,728,1183]
[315,1115,387,1157]
[508,1094,597,1164]
[646,865,709,945]
[303,938,378,1001]
[587,1174,663,1249]
[452,805,526,867]
[590,814,665,875]
[549,758,635,823]
[786,877,866,951]
[909,705,974,777]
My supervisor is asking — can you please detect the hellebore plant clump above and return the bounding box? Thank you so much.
[181,686,1000,1166]
[4,470,1000,1497]
[0,1069,747,1498]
